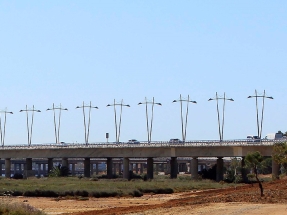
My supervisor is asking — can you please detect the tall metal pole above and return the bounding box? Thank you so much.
[208,92,234,141]
[248,90,273,139]
[0,109,13,147]
[47,104,68,144]
[173,95,197,142]
[107,100,130,143]
[20,105,41,146]
[138,97,161,142]
[76,101,98,145]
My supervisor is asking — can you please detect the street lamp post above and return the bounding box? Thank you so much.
[247,90,273,139]
[107,99,130,143]
[0,109,13,147]
[208,92,234,141]
[172,94,196,142]
[47,103,68,144]
[138,97,162,142]
[76,101,98,145]
[19,105,41,146]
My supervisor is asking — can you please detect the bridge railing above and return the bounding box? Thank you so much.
[0,139,286,150]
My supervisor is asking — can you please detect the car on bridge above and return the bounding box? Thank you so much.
[169,138,183,143]
[128,139,140,144]
[247,135,261,142]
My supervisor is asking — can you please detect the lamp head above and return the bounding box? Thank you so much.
[229,98,234,101]
[267,96,274,99]
[247,96,252,98]
[208,98,213,101]
[157,103,162,106]
[106,104,111,107]
[172,100,177,103]
[126,105,130,107]
[138,102,142,105]
[37,110,41,112]
[191,101,197,104]
[75,106,80,109]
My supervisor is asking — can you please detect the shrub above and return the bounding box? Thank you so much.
[13,173,24,179]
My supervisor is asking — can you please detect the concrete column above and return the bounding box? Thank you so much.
[26,158,32,171]
[62,158,68,167]
[118,163,122,174]
[113,163,117,175]
[90,164,94,175]
[135,163,139,174]
[147,158,154,179]
[84,158,91,177]
[123,157,130,180]
[48,158,53,174]
[5,158,11,178]
[140,163,144,174]
[216,157,224,182]
[43,163,46,175]
[72,164,76,176]
[170,157,178,179]
[106,158,113,178]
[95,163,99,175]
[160,163,164,172]
[155,164,159,172]
[14,163,17,174]
[241,157,248,182]
[272,159,280,179]
[190,157,198,179]
[37,164,41,177]
[0,162,2,176]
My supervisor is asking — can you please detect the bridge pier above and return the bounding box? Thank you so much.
[241,157,248,182]
[0,161,2,176]
[5,158,11,178]
[170,157,178,179]
[90,163,94,176]
[216,157,224,182]
[48,158,53,174]
[37,163,41,176]
[62,158,68,168]
[147,158,154,179]
[272,159,280,179]
[71,163,76,176]
[95,163,98,175]
[84,158,91,177]
[190,157,198,179]
[107,158,113,178]
[123,157,130,180]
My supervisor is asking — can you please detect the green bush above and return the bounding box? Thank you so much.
[0,202,45,215]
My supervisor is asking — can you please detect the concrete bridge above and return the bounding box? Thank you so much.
[0,139,282,181]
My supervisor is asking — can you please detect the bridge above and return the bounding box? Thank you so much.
[0,139,283,181]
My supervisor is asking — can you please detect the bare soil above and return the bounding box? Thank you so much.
[3,177,287,215]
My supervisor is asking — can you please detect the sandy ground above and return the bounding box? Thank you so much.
[3,178,287,215]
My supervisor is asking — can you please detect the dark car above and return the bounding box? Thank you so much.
[128,139,140,144]
[247,135,261,142]
[169,138,183,143]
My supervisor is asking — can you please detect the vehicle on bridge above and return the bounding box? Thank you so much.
[169,138,183,143]
[247,135,261,142]
[128,139,140,144]
[264,132,284,140]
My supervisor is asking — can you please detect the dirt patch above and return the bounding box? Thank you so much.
[3,178,287,215]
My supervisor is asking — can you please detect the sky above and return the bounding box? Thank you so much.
[0,1,286,145]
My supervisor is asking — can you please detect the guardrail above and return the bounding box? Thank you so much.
[0,139,285,150]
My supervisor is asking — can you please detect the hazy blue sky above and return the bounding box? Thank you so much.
[0,1,286,145]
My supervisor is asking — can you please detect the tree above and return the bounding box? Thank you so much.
[245,151,264,197]
[272,142,287,173]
